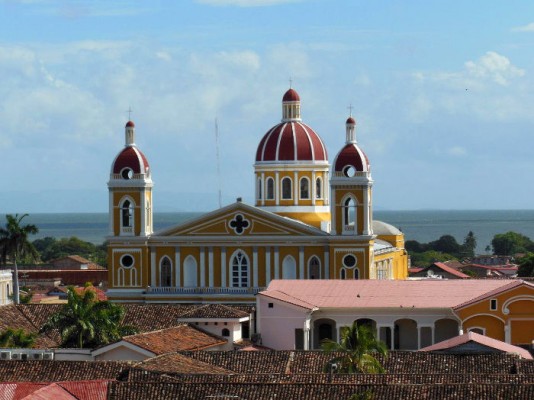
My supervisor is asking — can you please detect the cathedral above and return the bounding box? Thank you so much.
[106,88,408,303]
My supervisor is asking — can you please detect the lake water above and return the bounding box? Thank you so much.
[17,210,534,255]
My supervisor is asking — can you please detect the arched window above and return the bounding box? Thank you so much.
[160,256,172,287]
[343,196,357,232]
[183,256,198,287]
[121,199,134,228]
[231,250,249,288]
[300,177,310,199]
[282,255,297,279]
[266,178,274,200]
[281,177,292,200]
[222,328,230,337]
[354,268,360,280]
[257,178,262,200]
[340,268,346,280]
[308,256,321,279]
[316,177,322,199]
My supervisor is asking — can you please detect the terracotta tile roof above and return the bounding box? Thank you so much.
[0,381,109,400]
[123,324,227,354]
[119,305,200,332]
[0,305,59,348]
[0,360,131,382]
[50,255,106,270]
[73,286,107,301]
[133,353,233,374]
[420,331,533,359]
[433,262,471,278]
[177,303,249,319]
[56,380,109,400]
[107,381,534,399]
[261,279,517,309]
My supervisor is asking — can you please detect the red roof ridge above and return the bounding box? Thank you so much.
[433,262,471,278]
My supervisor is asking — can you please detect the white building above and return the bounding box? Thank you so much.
[0,270,13,305]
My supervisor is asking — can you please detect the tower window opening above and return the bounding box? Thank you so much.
[257,178,262,200]
[121,168,134,180]
[343,165,356,178]
[281,177,292,200]
[316,177,322,199]
[121,200,134,228]
[266,177,274,200]
[300,177,310,199]
[343,197,357,232]
[160,257,172,287]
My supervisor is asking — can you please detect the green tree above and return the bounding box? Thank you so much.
[429,235,461,255]
[0,328,36,348]
[409,250,457,268]
[40,285,137,348]
[0,214,39,304]
[461,231,477,258]
[517,253,534,277]
[33,236,107,267]
[491,231,533,256]
[322,322,388,374]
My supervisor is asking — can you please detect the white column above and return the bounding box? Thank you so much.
[504,323,511,344]
[431,325,435,345]
[274,247,280,279]
[363,187,369,235]
[253,246,258,287]
[175,247,181,287]
[294,171,298,205]
[261,172,265,206]
[275,171,280,205]
[389,324,395,350]
[311,170,316,205]
[108,191,114,236]
[221,247,227,287]
[208,247,214,288]
[140,190,147,236]
[150,248,156,287]
[200,247,206,287]
[299,246,304,279]
[265,247,271,285]
[418,326,422,349]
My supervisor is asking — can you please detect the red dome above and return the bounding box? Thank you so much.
[256,121,327,162]
[333,143,369,173]
[125,120,135,128]
[346,116,356,124]
[282,88,300,102]
[112,146,150,175]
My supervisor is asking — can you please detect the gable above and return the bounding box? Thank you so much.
[153,202,326,238]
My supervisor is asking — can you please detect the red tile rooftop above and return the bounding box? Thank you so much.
[260,279,525,309]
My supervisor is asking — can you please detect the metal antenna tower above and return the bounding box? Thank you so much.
[215,118,222,208]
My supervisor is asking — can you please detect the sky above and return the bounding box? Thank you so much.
[1,0,534,212]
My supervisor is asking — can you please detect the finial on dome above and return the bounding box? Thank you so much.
[125,119,135,146]
[282,87,301,121]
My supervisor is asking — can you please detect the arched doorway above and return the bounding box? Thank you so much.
[435,318,459,343]
[313,318,336,349]
[395,318,418,350]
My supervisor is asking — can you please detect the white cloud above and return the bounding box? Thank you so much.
[448,146,467,157]
[512,22,534,32]
[464,51,524,86]
[196,0,302,6]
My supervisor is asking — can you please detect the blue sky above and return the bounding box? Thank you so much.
[1,0,534,212]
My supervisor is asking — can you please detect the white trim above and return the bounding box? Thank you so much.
[221,247,227,287]
[265,247,271,286]
[258,205,331,213]
[462,313,506,324]
[274,247,280,279]
[299,246,304,279]
[150,249,156,286]
[275,123,288,162]
[175,247,181,287]
[299,176,310,200]
[281,176,293,200]
[208,247,214,288]
[91,340,155,358]
[229,249,250,288]
[253,247,258,288]
[200,247,206,287]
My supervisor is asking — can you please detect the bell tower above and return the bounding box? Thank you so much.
[330,115,373,236]
[108,121,153,237]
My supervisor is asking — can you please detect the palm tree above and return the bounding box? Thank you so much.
[322,321,388,374]
[0,328,36,348]
[0,214,39,304]
[40,285,137,348]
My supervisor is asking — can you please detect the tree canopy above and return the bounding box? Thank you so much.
[40,285,136,348]
[33,236,107,267]
[0,214,39,304]
[517,253,534,277]
[491,232,534,256]
[322,322,388,374]
[0,328,36,348]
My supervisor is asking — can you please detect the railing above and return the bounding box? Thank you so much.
[145,286,266,295]
[110,173,146,180]
[332,171,369,178]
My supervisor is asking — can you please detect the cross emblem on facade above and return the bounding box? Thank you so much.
[229,214,250,235]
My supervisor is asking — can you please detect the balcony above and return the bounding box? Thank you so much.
[145,286,266,295]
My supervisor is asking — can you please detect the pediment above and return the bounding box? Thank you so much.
[153,202,326,237]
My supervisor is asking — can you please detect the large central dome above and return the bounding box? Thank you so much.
[255,88,328,163]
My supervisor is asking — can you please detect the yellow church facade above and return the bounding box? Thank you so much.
[106,89,408,303]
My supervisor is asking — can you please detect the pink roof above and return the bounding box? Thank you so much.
[260,280,520,310]
[433,262,471,279]
[420,331,533,359]
[454,280,533,310]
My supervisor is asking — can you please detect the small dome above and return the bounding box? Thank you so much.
[282,88,300,102]
[256,121,327,162]
[125,120,135,128]
[333,143,369,173]
[111,146,150,176]
[346,116,356,125]
[373,220,402,236]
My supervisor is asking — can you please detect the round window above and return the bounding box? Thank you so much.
[121,168,134,180]
[120,254,134,268]
[343,165,356,178]
[343,254,357,268]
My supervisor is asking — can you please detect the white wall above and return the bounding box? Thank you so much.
[0,270,12,305]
